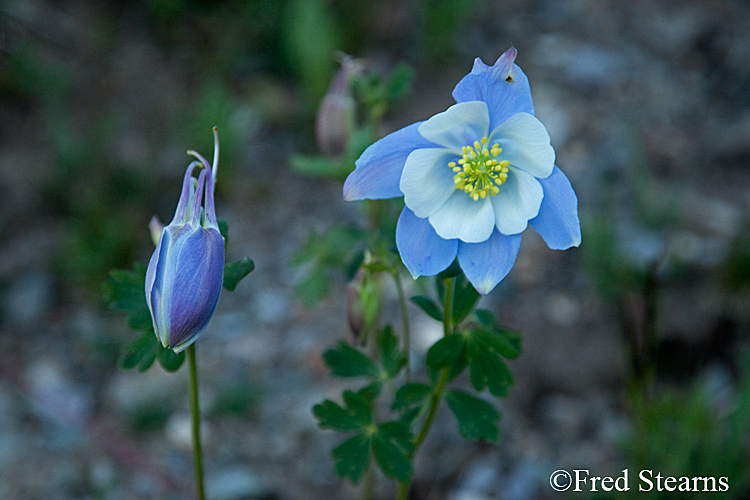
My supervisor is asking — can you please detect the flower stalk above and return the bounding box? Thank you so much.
[188,344,206,500]
[396,277,455,500]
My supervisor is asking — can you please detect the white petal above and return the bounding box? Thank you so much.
[429,191,495,243]
[400,148,457,218]
[418,101,490,150]
[489,112,554,179]
[491,167,544,235]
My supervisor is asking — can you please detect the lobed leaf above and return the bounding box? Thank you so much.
[313,392,373,432]
[118,332,158,372]
[332,433,371,484]
[223,257,255,291]
[392,383,432,412]
[372,421,414,483]
[411,295,443,322]
[323,342,379,378]
[445,389,501,442]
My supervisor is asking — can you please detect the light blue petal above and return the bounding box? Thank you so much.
[530,166,581,249]
[457,230,522,295]
[417,101,490,150]
[452,47,535,131]
[400,148,456,218]
[490,167,544,235]
[168,227,225,352]
[344,121,436,201]
[396,207,458,278]
[489,112,555,179]
[428,191,495,243]
[145,228,170,347]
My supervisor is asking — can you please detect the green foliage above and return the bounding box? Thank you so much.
[324,342,379,378]
[371,421,415,483]
[411,295,443,322]
[316,271,521,486]
[392,383,432,412]
[616,361,750,499]
[332,433,371,483]
[723,232,750,292]
[314,388,376,432]
[426,326,518,397]
[281,0,340,103]
[445,390,500,442]
[418,0,484,60]
[291,225,366,306]
[223,257,255,291]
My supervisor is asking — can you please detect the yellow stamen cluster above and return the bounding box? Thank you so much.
[449,137,510,201]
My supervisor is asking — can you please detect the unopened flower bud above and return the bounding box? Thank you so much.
[316,55,363,158]
[145,129,225,353]
[346,267,380,342]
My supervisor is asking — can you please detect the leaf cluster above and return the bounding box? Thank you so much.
[313,328,412,483]
[314,272,522,485]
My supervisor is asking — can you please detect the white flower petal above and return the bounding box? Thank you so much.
[489,112,554,179]
[429,191,495,243]
[418,101,490,150]
[491,167,544,235]
[401,148,457,218]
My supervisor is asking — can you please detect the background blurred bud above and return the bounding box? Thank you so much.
[149,216,164,246]
[346,267,380,343]
[316,55,363,158]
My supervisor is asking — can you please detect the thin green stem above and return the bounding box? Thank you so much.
[187,344,206,500]
[392,270,411,381]
[396,278,455,500]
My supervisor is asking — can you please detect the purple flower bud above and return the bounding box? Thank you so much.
[316,55,363,157]
[145,129,225,353]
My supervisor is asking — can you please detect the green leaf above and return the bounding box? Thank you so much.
[104,264,148,312]
[157,345,185,372]
[437,260,462,281]
[378,327,405,378]
[399,407,422,427]
[386,62,414,103]
[473,327,521,360]
[411,295,443,322]
[332,433,371,484]
[126,307,153,331]
[473,309,496,327]
[217,218,229,243]
[223,257,255,292]
[291,225,365,305]
[466,333,514,397]
[425,334,465,371]
[392,383,432,412]
[451,274,480,325]
[289,154,347,179]
[118,332,158,372]
[445,390,501,442]
[313,390,373,432]
[372,422,414,483]
[323,342,379,378]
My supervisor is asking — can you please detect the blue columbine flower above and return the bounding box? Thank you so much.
[145,129,225,352]
[343,48,581,294]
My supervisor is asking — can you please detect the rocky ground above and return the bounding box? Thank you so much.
[1,0,750,499]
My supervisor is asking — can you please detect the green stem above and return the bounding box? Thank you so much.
[392,270,411,381]
[396,278,455,500]
[188,344,206,500]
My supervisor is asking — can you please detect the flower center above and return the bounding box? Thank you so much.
[449,137,510,201]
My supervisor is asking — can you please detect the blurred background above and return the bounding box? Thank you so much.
[1,0,750,498]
